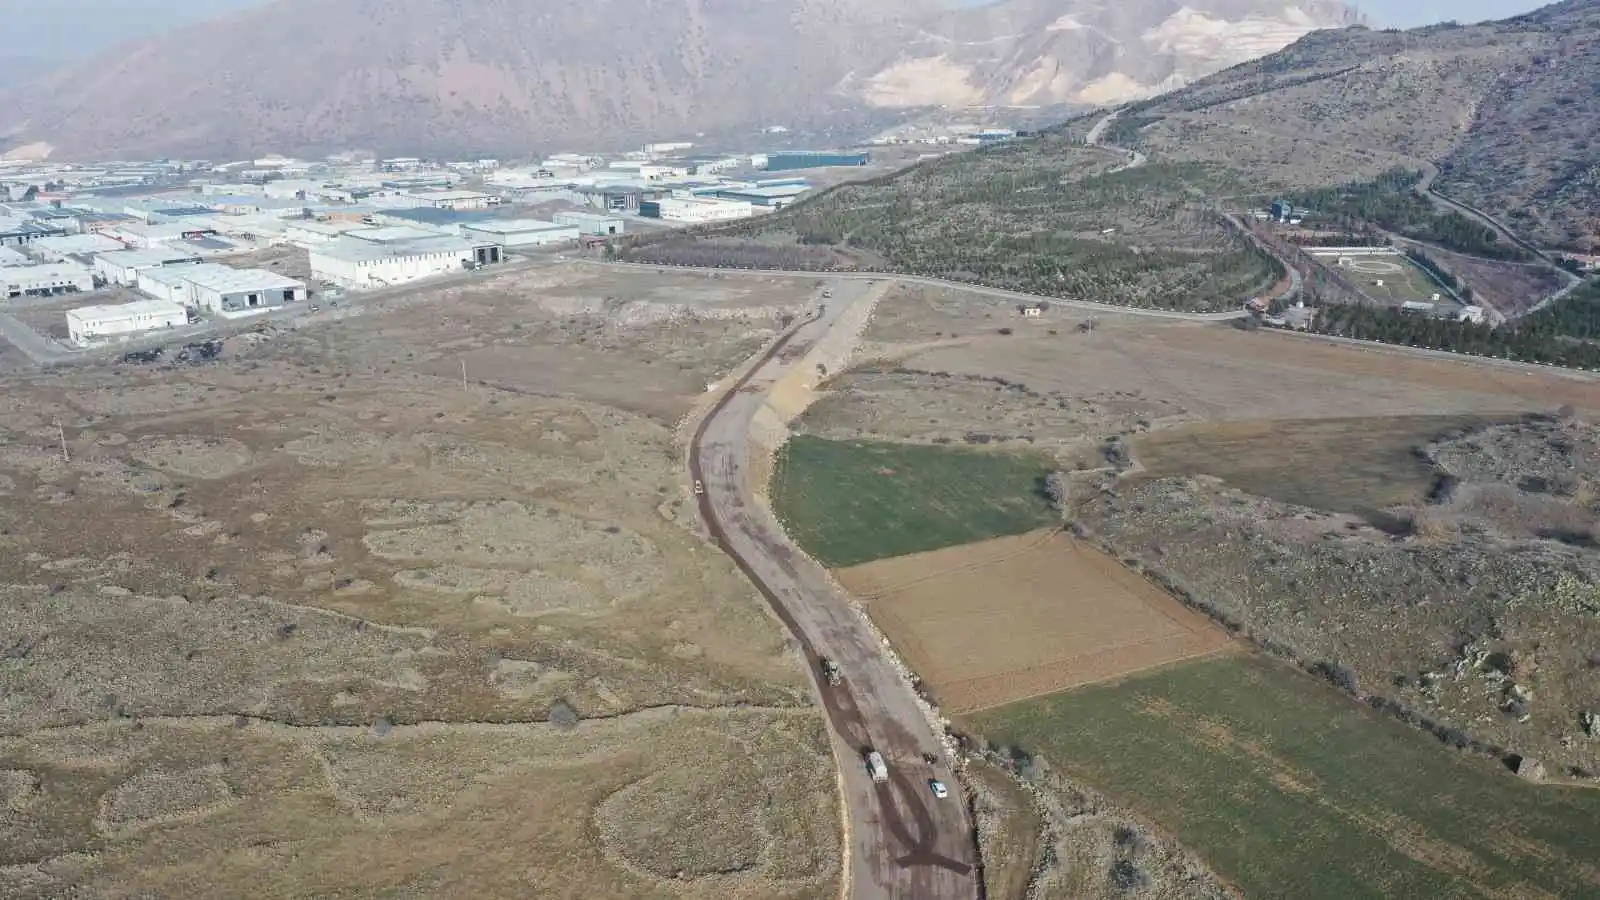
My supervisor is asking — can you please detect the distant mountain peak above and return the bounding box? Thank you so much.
[0,0,1363,160]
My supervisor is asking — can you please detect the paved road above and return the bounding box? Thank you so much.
[1222,211,1304,303]
[690,280,980,900]
[1413,163,1575,277]
[596,261,1246,322]
[1085,107,1148,172]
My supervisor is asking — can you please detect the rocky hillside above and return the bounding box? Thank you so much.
[1117,0,1600,251]
[848,0,1362,109]
[0,0,1358,161]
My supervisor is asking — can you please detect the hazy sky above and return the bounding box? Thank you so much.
[0,0,1561,58]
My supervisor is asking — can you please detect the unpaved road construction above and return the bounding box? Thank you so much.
[691,279,980,899]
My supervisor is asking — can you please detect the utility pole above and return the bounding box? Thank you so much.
[55,420,68,463]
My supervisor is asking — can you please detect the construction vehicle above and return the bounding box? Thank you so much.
[865,749,889,783]
[821,657,842,687]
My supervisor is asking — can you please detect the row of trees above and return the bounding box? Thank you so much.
[1521,280,1600,340]
[1405,248,1473,300]
[1311,294,1600,369]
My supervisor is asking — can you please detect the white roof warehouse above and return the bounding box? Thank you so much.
[66,299,189,346]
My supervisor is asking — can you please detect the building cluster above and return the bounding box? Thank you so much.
[0,138,880,347]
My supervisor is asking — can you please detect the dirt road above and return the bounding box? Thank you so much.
[691,280,981,899]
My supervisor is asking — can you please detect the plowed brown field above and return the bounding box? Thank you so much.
[836,530,1232,713]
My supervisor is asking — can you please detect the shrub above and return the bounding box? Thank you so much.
[549,699,580,730]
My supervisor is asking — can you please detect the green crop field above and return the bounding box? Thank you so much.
[770,435,1058,568]
[973,656,1600,900]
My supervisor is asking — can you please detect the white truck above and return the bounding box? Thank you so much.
[865,749,889,783]
[821,657,842,687]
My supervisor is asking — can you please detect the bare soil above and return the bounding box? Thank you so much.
[0,264,838,898]
[837,530,1231,713]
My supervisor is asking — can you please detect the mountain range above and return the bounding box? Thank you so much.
[1117,0,1599,251]
[0,0,1360,160]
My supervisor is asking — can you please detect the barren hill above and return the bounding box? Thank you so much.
[1119,0,1600,251]
[850,0,1363,109]
[0,0,1357,161]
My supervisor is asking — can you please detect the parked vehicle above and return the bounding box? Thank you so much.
[865,749,889,783]
[929,779,949,799]
[693,479,705,495]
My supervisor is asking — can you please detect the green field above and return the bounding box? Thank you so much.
[1337,255,1451,305]
[973,656,1600,900]
[770,436,1058,567]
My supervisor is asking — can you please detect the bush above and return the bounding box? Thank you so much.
[1312,660,1361,695]
[1110,859,1153,893]
[549,699,580,730]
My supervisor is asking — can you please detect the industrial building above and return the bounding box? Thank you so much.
[460,219,579,248]
[309,235,480,289]
[66,299,189,346]
[762,151,869,172]
[402,189,500,211]
[138,266,204,306]
[371,207,495,237]
[641,197,754,223]
[712,184,810,208]
[132,262,307,315]
[1,262,95,298]
[552,211,624,236]
[0,217,66,247]
[284,220,363,245]
[182,265,307,316]
[576,185,664,213]
[94,248,203,286]
[27,233,126,262]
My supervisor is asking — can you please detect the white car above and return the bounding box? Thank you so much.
[929,779,949,800]
[693,480,705,495]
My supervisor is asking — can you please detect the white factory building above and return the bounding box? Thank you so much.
[1,262,95,298]
[134,262,307,316]
[26,233,126,262]
[402,189,500,211]
[309,233,481,289]
[93,248,203,286]
[655,196,754,223]
[460,219,579,248]
[552,211,624,236]
[66,299,189,346]
[284,219,361,246]
[183,265,308,316]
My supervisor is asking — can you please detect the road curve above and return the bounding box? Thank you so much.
[689,281,981,900]
[1414,163,1574,277]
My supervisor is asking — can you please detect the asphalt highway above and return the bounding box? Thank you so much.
[689,280,981,899]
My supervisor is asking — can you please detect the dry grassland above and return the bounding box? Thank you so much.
[0,264,839,898]
[836,530,1230,713]
[1134,416,1498,520]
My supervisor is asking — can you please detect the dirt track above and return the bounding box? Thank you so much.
[690,280,980,899]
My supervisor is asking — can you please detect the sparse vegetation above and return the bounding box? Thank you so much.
[624,153,1283,313]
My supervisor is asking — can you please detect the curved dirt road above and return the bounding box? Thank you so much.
[690,281,980,900]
